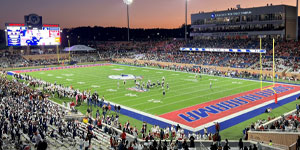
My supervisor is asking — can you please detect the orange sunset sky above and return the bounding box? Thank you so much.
[0,0,298,29]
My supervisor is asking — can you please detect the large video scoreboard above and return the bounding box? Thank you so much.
[5,24,61,46]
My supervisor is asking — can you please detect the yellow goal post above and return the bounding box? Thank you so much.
[260,37,277,95]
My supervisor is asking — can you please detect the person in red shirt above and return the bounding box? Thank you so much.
[260,125,264,130]
[121,131,126,142]
[215,122,220,133]
[128,142,134,150]
[110,136,114,148]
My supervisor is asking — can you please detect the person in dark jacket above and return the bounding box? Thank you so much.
[239,138,243,150]
[189,135,195,147]
[224,143,231,150]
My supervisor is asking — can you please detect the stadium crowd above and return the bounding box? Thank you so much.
[1,38,300,73]
[0,72,116,150]
[249,108,300,132]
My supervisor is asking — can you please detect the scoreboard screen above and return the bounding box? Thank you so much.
[6,26,61,46]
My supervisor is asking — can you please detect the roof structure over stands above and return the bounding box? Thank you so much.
[64,45,96,52]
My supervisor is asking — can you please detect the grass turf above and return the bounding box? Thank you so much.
[22,64,272,115]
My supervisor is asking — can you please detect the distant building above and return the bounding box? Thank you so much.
[191,5,297,40]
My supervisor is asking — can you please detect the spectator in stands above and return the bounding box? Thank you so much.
[297,136,300,150]
[239,138,243,150]
[223,142,231,150]
[252,144,258,150]
[84,137,89,150]
[34,131,42,147]
[268,140,272,146]
[189,133,195,148]
[210,142,218,150]
[121,130,126,142]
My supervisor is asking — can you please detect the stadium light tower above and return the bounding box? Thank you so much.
[67,35,71,62]
[297,0,299,41]
[185,0,188,41]
[123,0,133,42]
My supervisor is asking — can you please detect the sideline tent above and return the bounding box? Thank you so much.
[64,45,96,52]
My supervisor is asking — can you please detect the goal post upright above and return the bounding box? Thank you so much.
[260,37,262,90]
[260,38,277,104]
[272,38,275,87]
[260,38,276,90]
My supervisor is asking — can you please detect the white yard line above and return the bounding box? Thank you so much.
[143,82,258,111]
[112,77,234,103]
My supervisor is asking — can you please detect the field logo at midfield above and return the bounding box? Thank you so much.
[159,84,300,128]
[109,74,143,80]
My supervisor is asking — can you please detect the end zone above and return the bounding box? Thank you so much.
[159,84,300,129]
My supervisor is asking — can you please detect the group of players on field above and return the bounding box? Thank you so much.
[117,73,213,99]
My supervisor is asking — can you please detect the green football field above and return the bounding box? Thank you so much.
[22,64,272,115]
[16,63,300,139]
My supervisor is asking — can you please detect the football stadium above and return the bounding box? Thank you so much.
[1,1,300,150]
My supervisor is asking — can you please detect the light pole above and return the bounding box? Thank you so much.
[123,0,133,42]
[296,0,298,41]
[185,0,188,41]
[67,35,71,62]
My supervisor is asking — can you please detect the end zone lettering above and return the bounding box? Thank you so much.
[178,86,294,122]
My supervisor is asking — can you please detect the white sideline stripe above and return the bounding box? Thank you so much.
[194,90,300,131]
[101,99,195,131]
